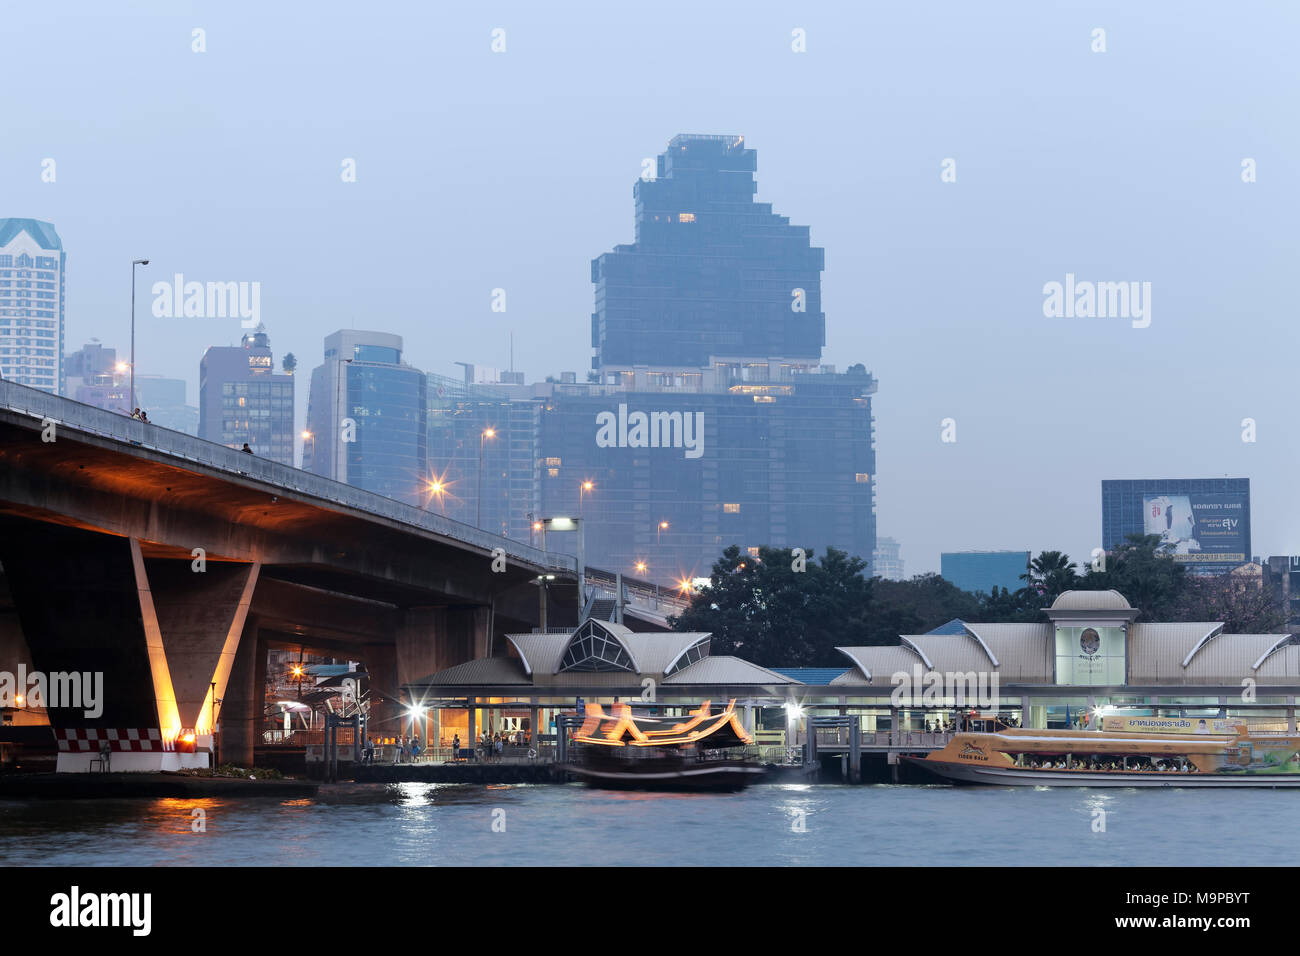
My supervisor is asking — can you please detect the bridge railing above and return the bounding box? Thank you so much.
[0,380,574,573]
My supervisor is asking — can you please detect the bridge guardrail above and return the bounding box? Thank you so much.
[0,379,574,573]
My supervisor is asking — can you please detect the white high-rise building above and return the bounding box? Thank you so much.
[0,219,65,392]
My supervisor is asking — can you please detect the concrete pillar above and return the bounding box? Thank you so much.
[849,720,861,783]
[136,551,260,734]
[365,643,401,739]
[467,696,476,756]
[396,607,446,688]
[221,615,262,766]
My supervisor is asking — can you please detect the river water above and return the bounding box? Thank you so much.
[1,782,1294,866]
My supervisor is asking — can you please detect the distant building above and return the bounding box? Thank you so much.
[304,330,427,504]
[63,342,129,413]
[135,374,198,435]
[873,537,904,580]
[1263,557,1300,635]
[199,328,295,464]
[0,218,65,392]
[426,372,541,538]
[941,551,1030,595]
[1102,478,1251,575]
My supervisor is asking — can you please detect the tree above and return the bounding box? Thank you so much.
[281,352,297,374]
[1171,571,1286,633]
[1079,534,1186,620]
[669,545,872,667]
[1022,551,1079,604]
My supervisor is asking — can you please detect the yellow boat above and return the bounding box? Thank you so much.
[906,722,1300,787]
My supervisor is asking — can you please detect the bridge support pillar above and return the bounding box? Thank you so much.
[365,642,401,738]
[849,720,861,783]
[221,615,264,766]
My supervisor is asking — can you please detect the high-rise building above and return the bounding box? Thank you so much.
[542,133,877,583]
[0,218,66,392]
[63,342,129,413]
[591,134,825,373]
[941,551,1031,595]
[426,372,541,538]
[873,537,905,580]
[199,327,295,464]
[1101,478,1251,575]
[305,330,427,504]
[135,374,199,435]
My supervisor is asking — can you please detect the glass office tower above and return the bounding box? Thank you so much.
[591,134,825,374]
[305,330,427,505]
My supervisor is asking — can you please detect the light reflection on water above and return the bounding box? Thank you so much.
[0,782,1292,866]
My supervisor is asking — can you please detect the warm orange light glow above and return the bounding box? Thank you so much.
[659,521,669,529]
[482,428,496,439]
[634,561,647,573]
[532,521,543,531]
[292,665,303,677]
[428,480,444,494]
[301,430,313,440]
[677,577,693,593]
[14,694,23,707]
[582,481,593,491]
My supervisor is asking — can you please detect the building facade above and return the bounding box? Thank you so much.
[873,537,905,580]
[305,330,427,505]
[1102,478,1251,575]
[63,342,129,413]
[0,218,65,393]
[199,328,295,464]
[940,550,1030,595]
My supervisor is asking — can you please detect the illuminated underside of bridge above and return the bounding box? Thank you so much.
[0,382,585,763]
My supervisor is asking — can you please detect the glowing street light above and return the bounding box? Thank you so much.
[129,258,149,412]
[634,561,647,574]
[657,520,669,546]
[579,479,594,516]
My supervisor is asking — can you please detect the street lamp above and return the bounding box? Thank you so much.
[301,430,313,470]
[426,478,446,515]
[579,480,594,517]
[634,561,647,574]
[476,427,496,528]
[657,520,669,546]
[130,258,149,412]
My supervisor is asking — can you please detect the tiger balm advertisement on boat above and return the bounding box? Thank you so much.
[1101,716,1242,735]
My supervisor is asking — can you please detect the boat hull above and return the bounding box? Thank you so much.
[905,757,1300,788]
[568,760,766,792]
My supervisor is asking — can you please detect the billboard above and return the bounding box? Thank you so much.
[1055,625,1126,685]
[1142,493,1248,567]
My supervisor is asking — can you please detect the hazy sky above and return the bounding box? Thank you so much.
[6,1,1298,573]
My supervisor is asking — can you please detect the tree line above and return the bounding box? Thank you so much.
[668,535,1286,668]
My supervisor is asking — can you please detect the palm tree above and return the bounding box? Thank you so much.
[1022,551,1079,599]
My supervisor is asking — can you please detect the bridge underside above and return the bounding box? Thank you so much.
[0,412,578,764]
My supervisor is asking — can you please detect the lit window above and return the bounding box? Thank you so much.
[547,468,559,477]
[747,547,760,558]
[855,473,871,483]
[723,503,740,514]
[678,213,695,223]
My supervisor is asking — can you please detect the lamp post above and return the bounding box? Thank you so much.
[476,427,496,528]
[657,520,669,546]
[130,258,149,412]
[426,478,446,515]
[579,480,594,517]
[301,430,313,470]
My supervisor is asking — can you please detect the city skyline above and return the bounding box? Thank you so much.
[6,1,1298,573]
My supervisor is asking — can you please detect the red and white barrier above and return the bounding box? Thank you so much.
[54,728,210,772]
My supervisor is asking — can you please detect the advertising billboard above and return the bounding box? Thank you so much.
[1142,493,1248,568]
[1055,625,1126,685]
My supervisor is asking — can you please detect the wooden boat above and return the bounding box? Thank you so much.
[905,721,1300,787]
[568,699,765,791]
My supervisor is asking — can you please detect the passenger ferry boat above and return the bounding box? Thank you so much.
[568,699,765,791]
[906,718,1300,787]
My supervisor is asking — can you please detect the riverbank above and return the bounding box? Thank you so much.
[0,772,319,799]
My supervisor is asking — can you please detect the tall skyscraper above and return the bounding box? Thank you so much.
[532,134,877,583]
[199,327,295,464]
[0,218,66,392]
[305,330,427,504]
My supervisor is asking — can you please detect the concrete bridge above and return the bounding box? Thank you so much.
[0,380,599,765]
